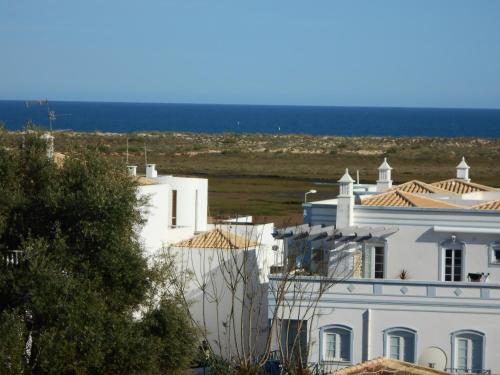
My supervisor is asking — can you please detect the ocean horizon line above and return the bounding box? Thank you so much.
[1,99,500,112]
[1,100,499,138]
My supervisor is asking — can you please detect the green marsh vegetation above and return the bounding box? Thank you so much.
[3,130,499,224]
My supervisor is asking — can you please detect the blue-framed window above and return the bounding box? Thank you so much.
[320,324,353,363]
[383,327,417,362]
[451,330,485,373]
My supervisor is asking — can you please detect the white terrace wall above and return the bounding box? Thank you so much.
[169,245,269,361]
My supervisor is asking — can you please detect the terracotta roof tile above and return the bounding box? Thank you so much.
[362,190,464,209]
[431,179,497,194]
[174,229,257,249]
[395,180,454,195]
[402,192,465,209]
[362,190,414,207]
[330,357,450,375]
[472,200,500,210]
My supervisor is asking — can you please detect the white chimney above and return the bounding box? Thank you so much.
[146,163,158,178]
[456,157,470,182]
[40,132,55,160]
[377,157,393,192]
[127,165,137,176]
[336,169,355,228]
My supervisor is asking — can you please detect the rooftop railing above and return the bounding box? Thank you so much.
[2,250,25,266]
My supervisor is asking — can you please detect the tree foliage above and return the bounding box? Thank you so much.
[0,130,198,374]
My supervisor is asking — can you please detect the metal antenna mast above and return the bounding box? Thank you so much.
[25,99,70,131]
[47,109,71,131]
[126,138,129,164]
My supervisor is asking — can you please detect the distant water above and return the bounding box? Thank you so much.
[1,100,500,137]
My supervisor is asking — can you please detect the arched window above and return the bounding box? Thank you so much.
[383,327,417,362]
[451,330,485,373]
[320,324,353,363]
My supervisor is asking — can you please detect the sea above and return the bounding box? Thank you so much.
[1,100,500,137]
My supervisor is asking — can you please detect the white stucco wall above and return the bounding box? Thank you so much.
[137,175,208,257]
[158,176,208,233]
[275,201,500,372]
[308,203,500,283]
[170,244,269,360]
[269,277,500,373]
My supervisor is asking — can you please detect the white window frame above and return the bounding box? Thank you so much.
[319,324,353,364]
[488,241,500,266]
[383,327,417,363]
[439,238,465,282]
[362,241,386,279]
[451,330,485,373]
[389,335,403,360]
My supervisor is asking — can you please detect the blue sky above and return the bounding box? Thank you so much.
[1,1,499,108]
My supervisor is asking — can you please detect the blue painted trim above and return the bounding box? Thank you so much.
[450,329,486,372]
[319,324,353,365]
[382,327,417,363]
[297,297,500,310]
[480,288,490,299]
[309,202,500,216]
[427,286,436,297]
[316,290,500,302]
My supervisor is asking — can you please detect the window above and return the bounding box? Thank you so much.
[375,246,384,278]
[445,248,462,281]
[362,243,385,279]
[384,327,416,363]
[282,320,308,365]
[489,242,500,265]
[171,190,177,227]
[440,238,464,282]
[320,325,352,363]
[451,330,485,373]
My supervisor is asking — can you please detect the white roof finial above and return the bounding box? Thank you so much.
[339,168,354,183]
[378,157,392,170]
[457,156,470,169]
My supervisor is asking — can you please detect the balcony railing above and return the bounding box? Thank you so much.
[268,275,500,308]
[446,368,492,374]
[2,250,25,266]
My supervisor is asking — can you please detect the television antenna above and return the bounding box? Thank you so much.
[47,110,71,131]
[126,138,129,164]
[25,99,71,131]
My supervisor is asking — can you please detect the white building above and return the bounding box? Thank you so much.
[130,163,208,255]
[270,158,500,374]
[169,220,280,360]
[132,163,282,361]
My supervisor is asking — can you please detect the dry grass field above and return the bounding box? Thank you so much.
[4,130,500,224]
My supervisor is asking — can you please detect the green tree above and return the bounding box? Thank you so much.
[0,129,198,374]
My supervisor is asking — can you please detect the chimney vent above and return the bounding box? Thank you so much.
[377,157,393,192]
[456,157,470,182]
[127,165,137,176]
[146,164,158,178]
